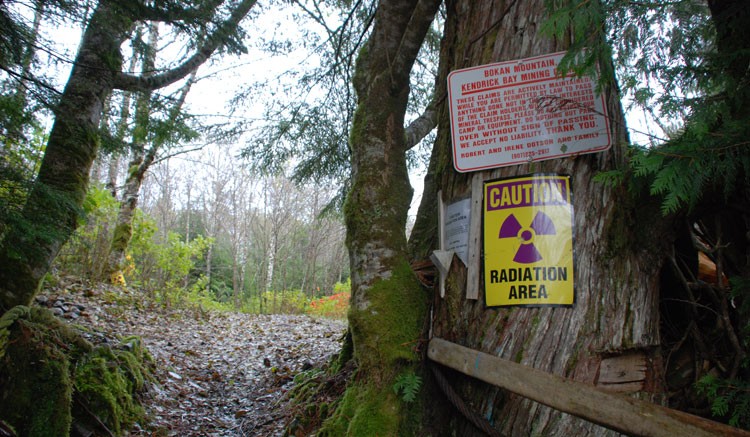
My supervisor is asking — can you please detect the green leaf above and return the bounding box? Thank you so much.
[393,371,422,403]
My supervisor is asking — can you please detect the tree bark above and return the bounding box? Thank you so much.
[106,50,197,281]
[106,23,158,282]
[413,0,674,435]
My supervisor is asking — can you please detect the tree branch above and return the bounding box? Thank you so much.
[127,0,225,24]
[153,144,207,166]
[391,0,442,86]
[113,0,257,93]
[404,95,438,150]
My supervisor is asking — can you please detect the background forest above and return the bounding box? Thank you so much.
[58,168,350,315]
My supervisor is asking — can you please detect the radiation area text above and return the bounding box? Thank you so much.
[488,266,568,300]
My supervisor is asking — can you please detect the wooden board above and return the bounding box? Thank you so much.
[597,352,646,393]
[428,337,750,437]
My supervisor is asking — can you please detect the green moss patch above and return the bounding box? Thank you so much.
[0,306,153,436]
[318,260,428,435]
[319,379,402,436]
[73,336,153,435]
[283,356,355,437]
[348,260,427,373]
[0,307,75,437]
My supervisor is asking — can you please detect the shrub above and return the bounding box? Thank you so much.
[308,290,349,319]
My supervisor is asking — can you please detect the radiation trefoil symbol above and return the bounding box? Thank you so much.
[498,211,556,264]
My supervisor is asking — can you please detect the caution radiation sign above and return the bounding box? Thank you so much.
[483,175,574,307]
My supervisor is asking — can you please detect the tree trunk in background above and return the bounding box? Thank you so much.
[325,0,441,434]
[106,47,197,282]
[105,55,138,199]
[106,24,157,283]
[411,0,674,435]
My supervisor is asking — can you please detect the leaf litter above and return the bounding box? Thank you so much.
[37,278,347,436]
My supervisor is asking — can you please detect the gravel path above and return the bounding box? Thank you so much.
[38,280,347,436]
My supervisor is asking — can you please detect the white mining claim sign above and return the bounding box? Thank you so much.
[448,51,612,172]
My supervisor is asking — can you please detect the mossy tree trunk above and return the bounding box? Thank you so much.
[0,0,257,313]
[411,0,674,435]
[329,0,441,434]
[0,2,133,312]
[106,24,157,283]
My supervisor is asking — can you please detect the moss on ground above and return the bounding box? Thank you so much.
[73,336,153,435]
[282,357,355,437]
[0,306,153,436]
[0,307,75,436]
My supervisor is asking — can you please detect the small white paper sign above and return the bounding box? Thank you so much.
[444,198,471,266]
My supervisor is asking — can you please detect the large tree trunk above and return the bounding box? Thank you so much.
[326,0,441,434]
[412,0,674,435]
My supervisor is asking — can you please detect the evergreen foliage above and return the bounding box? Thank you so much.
[697,373,750,429]
[237,1,374,210]
[545,0,750,214]
[237,0,440,212]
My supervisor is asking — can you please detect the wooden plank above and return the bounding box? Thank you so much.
[465,174,483,300]
[597,352,646,392]
[438,190,446,251]
[428,337,750,437]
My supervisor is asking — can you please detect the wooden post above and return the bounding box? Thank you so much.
[465,173,483,300]
[428,337,750,437]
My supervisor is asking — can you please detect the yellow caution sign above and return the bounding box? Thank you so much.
[483,174,574,307]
